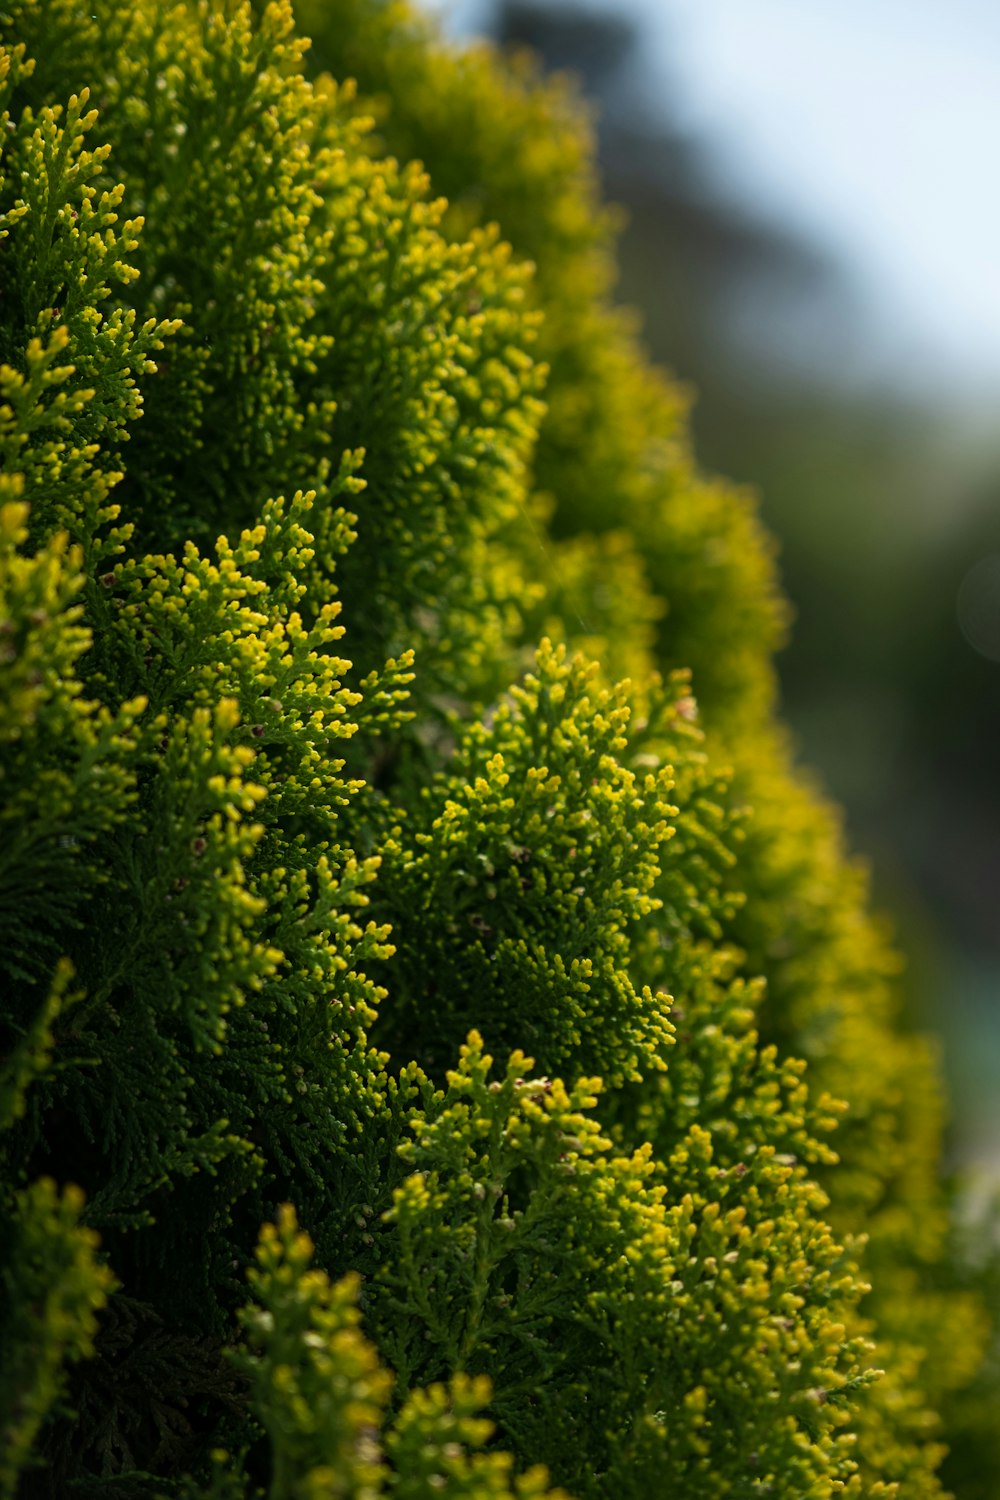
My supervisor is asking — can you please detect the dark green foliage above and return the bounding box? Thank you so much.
[0,1,993,1496]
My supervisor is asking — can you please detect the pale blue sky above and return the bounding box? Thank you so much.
[436,0,1000,402]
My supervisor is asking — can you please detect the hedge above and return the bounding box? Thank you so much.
[1,2,995,1495]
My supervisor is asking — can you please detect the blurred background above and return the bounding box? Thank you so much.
[430,0,1000,1180]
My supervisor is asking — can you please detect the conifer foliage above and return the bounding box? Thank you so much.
[0,1,994,1495]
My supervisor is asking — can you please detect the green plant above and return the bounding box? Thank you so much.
[0,2,993,1495]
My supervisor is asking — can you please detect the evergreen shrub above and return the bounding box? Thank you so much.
[0,1,995,1494]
